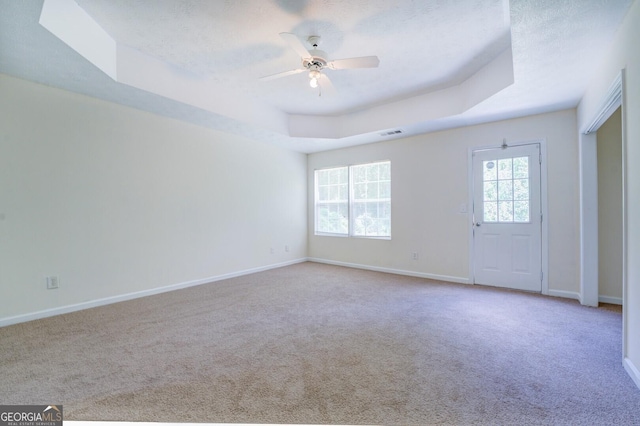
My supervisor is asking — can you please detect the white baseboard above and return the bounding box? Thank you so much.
[547,289,580,301]
[0,258,307,328]
[624,357,640,390]
[307,257,470,285]
[599,295,623,305]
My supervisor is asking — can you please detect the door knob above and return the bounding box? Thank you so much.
[474,222,481,227]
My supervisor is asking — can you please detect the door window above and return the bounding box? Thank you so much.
[482,156,530,223]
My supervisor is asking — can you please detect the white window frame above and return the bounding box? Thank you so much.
[314,161,391,239]
[314,166,349,236]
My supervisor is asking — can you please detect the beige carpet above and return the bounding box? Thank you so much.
[1,262,638,425]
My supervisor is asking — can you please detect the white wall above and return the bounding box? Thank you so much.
[0,74,308,324]
[308,109,580,296]
[597,107,623,303]
[577,0,640,388]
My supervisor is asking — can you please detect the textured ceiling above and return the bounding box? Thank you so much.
[0,0,634,153]
[75,0,509,115]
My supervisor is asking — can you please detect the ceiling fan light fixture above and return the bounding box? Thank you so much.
[309,70,320,88]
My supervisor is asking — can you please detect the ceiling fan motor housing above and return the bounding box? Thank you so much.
[303,52,328,71]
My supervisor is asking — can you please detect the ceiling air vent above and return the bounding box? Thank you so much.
[379,129,403,137]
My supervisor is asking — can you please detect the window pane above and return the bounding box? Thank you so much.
[484,201,498,222]
[317,170,329,185]
[513,157,529,179]
[366,202,378,216]
[379,219,390,235]
[367,164,380,181]
[352,165,366,183]
[353,183,366,199]
[339,168,348,182]
[484,181,497,201]
[337,204,348,233]
[316,203,348,234]
[367,203,379,235]
[339,184,347,200]
[513,179,529,200]
[353,204,370,235]
[499,201,514,222]
[379,181,391,198]
[318,186,328,201]
[329,170,339,184]
[484,160,497,181]
[380,201,391,218]
[498,158,512,180]
[514,201,530,222]
[498,179,513,201]
[367,182,379,198]
[329,185,340,200]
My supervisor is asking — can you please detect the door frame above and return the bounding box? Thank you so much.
[468,139,549,294]
[579,70,626,357]
[579,71,624,306]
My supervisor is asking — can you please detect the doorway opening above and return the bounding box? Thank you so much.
[596,107,623,307]
[578,70,627,361]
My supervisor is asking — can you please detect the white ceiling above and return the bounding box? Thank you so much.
[0,0,634,153]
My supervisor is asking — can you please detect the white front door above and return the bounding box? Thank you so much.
[472,144,542,292]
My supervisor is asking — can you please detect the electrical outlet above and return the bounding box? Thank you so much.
[285,245,290,252]
[46,276,59,289]
[270,247,275,254]
[412,252,419,260]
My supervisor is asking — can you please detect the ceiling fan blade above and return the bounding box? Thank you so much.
[319,74,337,95]
[279,32,312,60]
[259,68,305,81]
[328,56,380,70]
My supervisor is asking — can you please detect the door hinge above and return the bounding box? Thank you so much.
[540,213,543,223]
[541,271,544,282]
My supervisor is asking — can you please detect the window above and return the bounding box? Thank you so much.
[315,166,349,235]
[315,161,391,238]
[351,162,391,236]
[482,156,530,223]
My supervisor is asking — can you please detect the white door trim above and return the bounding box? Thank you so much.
[579,72,624,307]
[578,69,626,357]
[468,139,548,294]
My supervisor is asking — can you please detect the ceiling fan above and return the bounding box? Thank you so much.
[260,33,380,91]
